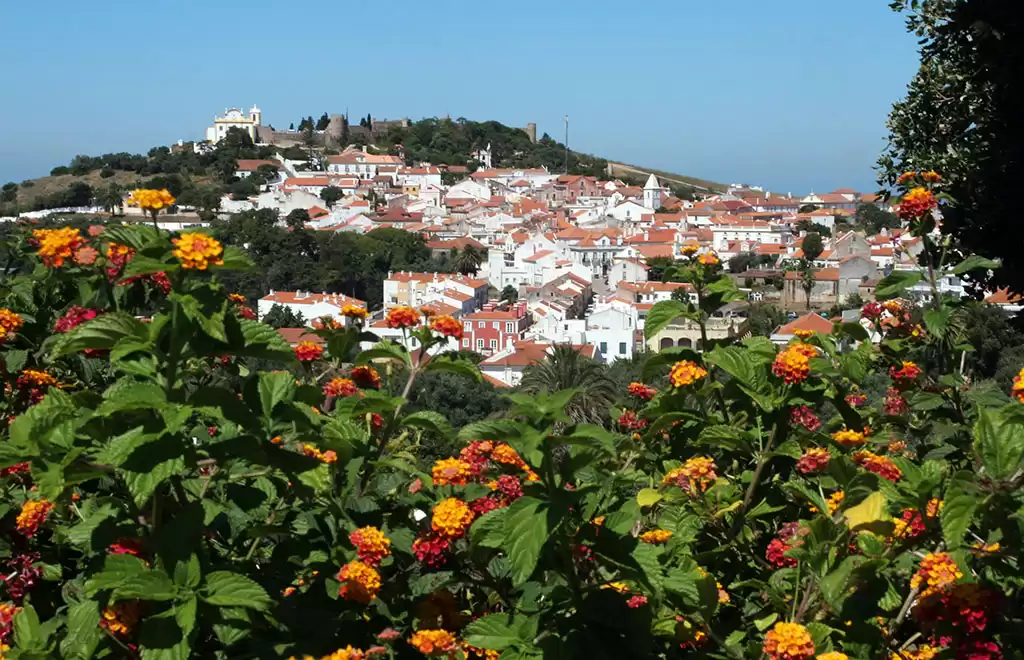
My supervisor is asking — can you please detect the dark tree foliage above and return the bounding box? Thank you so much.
[260,304,306,329]
[383,117,608,177]
[746,303,786,338]
[802,233,824,262]
[320,186,344,206]
[500,285,518,304]
[645,256,674,282]
[315,113,331,131]
[853,203,899,234]
[212,210,453,309]
[880,0,1024,292]
[405,372,510,459]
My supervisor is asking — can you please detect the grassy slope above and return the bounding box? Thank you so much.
[12,170,141,209]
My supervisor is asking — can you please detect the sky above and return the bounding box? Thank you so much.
[0,0,920,194]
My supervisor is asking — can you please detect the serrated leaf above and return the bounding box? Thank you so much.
[644,300,690,340]
[50,312,145,357]
[470,507,508,549]
[422,356,481,382]
[875,270,922,299]
[201,571,272,611]
[258,371,295,419]
[844,492,887,532]
[941,472,979,549]
[949,255,999,275]
[503,496,548,586]
[61,600,102,659]
[637,488,663,508]
[403,410,453,437]
[462,614,521,651]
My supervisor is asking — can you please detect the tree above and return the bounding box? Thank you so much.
[1,182,17,203]
[230,177,259,201]
[96,185,124,215]
[315,113,331,131]
[453,245,484,275]
[801,232,824,310]
[520,345,617,425]
[645,256,674,282]
[406,371,510,460]
[285,208,310,230]
[320,186,344,206]
[261,303,305,329]
[795,219,832,237]
[256,164,279,183]
[747,302,786,337]
[880,0,1024,293]
[728,252,758,273]
[500,285,518,304]
[289,122,294,130]
[853,203,898,234]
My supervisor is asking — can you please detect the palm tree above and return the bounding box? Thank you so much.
[97,184,124,216]
[453,245,484,275]
[520,345,617,425]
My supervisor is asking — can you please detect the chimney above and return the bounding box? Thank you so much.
[388,270,393,278]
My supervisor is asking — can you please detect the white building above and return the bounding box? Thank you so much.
[585,301,639,363]
[205,106,262,144]
[326,150,404,179]
[258,291,367,325]
[643,174,666,210]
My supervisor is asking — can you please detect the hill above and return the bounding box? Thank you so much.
[1,116,726,214]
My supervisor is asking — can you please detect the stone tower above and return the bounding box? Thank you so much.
[643,174,663,210]
[525,123,537,143]
[326,115,347,146]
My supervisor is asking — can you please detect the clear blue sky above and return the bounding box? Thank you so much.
[0,0,919,194]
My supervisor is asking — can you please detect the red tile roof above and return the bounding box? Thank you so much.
[277,328,325,346]
[776,313,835,336]
[236,159,279,172]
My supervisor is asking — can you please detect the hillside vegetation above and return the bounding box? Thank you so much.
[2,117,724,215]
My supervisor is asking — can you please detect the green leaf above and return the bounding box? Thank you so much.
[819,557,858,608]
[215,245,254,270]
[121,254,177,280]
[923,308,951,339]
[503,496,548,586]
[705,345,760,388]
[941,472,979,549]
[356,341,411,367]
[114,570,179,601]
[123,451,186,507]
[644,300,690,340]
[98,382,168,415]
[471,507,508,548]
[258,371,296,419]
[50,312,145,357]
[234,318,296,361]
[875,270,923,299]
[403,410,454,438]
[13,604,43,651]
[85,554,149,592]
[974,407,1024,480]
[636,488,663,508]
[201,571,272,611]
[949,255,999,275]
[61,600,102,659]
[422,356,482,382]
[462,614,521,651]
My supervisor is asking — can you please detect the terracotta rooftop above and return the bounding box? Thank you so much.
[776,313,835,336]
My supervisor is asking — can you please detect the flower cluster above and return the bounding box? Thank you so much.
[386,306,420,329]
[0,309,24,344]
[790,405,821,432]
[432,458,472,486]
[431,498,475,539]
[0,552,41,600]
[15,499,53,537]
[1,602,19,644]
[639,529,673,544]
[627,382,657,400]
[697,251,720,266]
[890,360,922,385]
[891,508,926,540]
[669,360,708,387]
[302,444,338,464]
[109,538,145,557]
[295,341,324,362]
[53,306,101,334]
[898,187,938,220]
[811,490,844,515]
[105,242,134,279]
[845,391,867,408]
[412,534,451,568]
[172,232,223,270]
[884,387,910,415]
[766,522,805,568]
[350,365,381,389]
[831,427,867,448]
[772,344,815,384]
[337,561,382,603]
[852,451,903,482]
[349,526,391,566]
[341,304,368,320]
[430,315,463,340]
[127,188,175,211]
[409,630,459,657]
[100,601,141,637]
[796,448,830,474]
[323,377,359,398]
[763,622,815,660]
[617,410,647,431]
[1011,367,1024,403]
[17,369,58,404]
[32,227,84,267]
[663,457,718,492]
[911,552,963,593]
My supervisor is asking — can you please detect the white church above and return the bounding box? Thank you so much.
[205,105,262,144]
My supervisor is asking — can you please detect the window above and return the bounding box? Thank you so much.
[492,322,499,329]
[505,322,514,333]
[478,321,485,328]
[462,338,469,348]
[619,342,627,355]
[489,339,497,349]
[600,342,607,353]
[476,339,484,350]
[463,322,471,331]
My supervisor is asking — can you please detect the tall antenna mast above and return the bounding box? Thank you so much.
[564,114,569,174]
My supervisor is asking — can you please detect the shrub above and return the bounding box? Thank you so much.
[0,170,1022,659]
